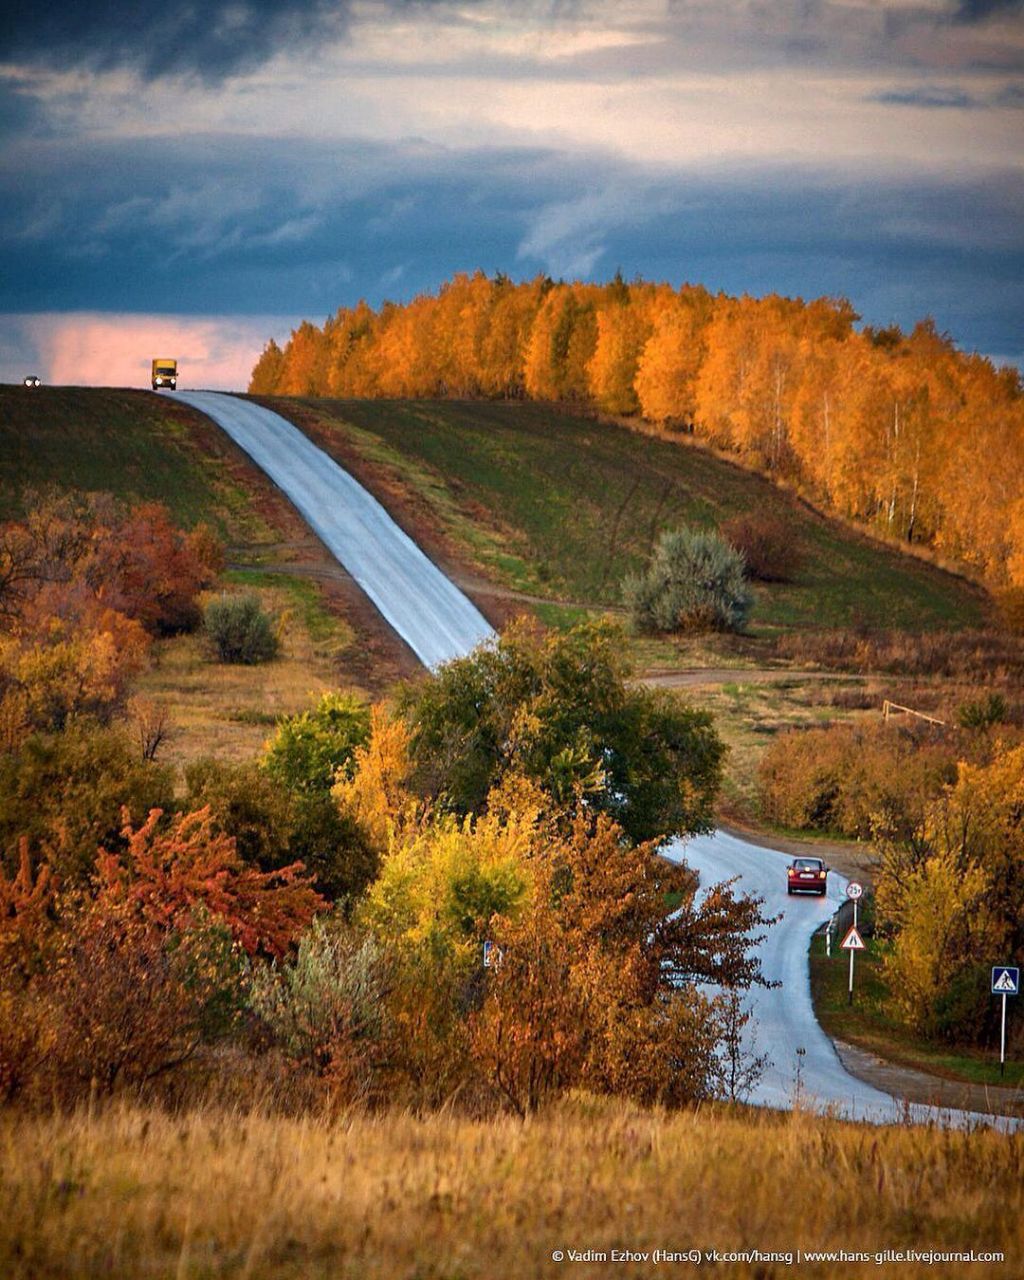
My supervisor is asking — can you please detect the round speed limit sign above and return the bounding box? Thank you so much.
[846,881,863,901]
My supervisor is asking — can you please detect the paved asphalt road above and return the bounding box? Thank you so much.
[174,390,1015,1128]
[170,390,494,668]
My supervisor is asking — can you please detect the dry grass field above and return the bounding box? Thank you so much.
[1,1098,1020,1279]
[134,573,361,771]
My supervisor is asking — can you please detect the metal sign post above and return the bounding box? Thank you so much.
[846,880,863,932]
[841,925,865,1005]
[1002,995,1007,1076]
[992,966,1020,1076]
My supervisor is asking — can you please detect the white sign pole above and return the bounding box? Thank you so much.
[1001,992,1007,1078]
[844,883,863,1007]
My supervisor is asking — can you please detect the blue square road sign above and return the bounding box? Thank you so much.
[992,966,1020,995]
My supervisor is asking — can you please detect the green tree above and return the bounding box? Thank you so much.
[186,756,378,905]
[398,620,724,844]
[262,691,371,795]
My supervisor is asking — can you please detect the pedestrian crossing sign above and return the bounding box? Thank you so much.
[991,967,1020,995]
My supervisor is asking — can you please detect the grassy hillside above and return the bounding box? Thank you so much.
[268,398,986,636]
[0,385,271,539]
[3,1099,1019,1279]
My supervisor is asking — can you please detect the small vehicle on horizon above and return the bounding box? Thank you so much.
[787,856,829,896]
[151,358,177,390]
[23,374,40,387]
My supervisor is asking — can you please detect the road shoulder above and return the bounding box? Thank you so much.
[832,1037,1024,1119]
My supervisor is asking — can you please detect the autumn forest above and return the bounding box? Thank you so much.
[251,272,1024,593]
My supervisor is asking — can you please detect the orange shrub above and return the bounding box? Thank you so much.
[0,599,150,735]
[0,838,54,978]
[470,807,770,1114]
[758,721,958,839]
[96,806,326,959]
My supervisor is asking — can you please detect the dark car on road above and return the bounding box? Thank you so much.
[787,856,828,896]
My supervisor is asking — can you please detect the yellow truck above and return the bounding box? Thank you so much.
[151,358,177,390]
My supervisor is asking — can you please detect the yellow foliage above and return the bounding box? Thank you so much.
[880,850,991,1033]
[877,742,1024,1037]
[634,303,701,423]
[358,801,537,957]
[331,705,422,851]
[0,609,149,734]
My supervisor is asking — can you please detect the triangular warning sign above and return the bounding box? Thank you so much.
[840,926,865,951]
[993,969,1017,993]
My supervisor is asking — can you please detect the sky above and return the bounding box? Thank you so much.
[1,0,1023,389]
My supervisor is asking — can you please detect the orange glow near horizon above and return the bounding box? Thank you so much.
[18,313,297,391]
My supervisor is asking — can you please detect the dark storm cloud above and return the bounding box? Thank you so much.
[3,0,375,82]
[953,0,1024,23]
[1,128,1021,361]
[873,85,982,107]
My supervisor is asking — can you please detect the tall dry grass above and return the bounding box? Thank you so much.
[1,1097,1021,1278]
[775,629,1024,685]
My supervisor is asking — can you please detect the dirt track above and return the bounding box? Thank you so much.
[642,667,854,689]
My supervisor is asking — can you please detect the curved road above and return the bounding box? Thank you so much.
[170,390,493,668]
[669,832,1018,1128]
[174,391,1014,1127]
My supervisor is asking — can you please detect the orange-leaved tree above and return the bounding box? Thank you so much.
[95,806,325,958]
[471,802,772,1114]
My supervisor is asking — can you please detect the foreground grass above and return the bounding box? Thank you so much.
[1,1099,1021,1279]
[273,397,985,635]
[811,933,1024,1090]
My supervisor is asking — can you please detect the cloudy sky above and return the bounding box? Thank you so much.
[1,0,1022,388]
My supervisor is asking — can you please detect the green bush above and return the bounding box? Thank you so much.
[249,917,392,1095]
[184,758,294,868]
[288,792,379,906]
[203,594,279,664]
[956,692,1008,730]
[623,527,753,634]
[261,691,371,795]
[0,725,175,886]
